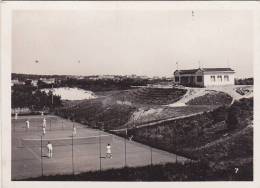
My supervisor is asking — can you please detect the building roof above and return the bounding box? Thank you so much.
[202,68,234,72]
[175,68,234,75]
[176,69,200,75]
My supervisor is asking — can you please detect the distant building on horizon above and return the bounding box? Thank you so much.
[173,68,235,87]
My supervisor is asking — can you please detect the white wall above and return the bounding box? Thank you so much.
[204,73,235,87]
[174,70,235,87]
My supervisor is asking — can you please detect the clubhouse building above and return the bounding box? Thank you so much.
[174,68,235,87]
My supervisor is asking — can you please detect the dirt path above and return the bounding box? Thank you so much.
[167,87,210,107]
[167,85,253,107]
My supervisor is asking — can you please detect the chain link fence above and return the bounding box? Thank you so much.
[12,115,188,179]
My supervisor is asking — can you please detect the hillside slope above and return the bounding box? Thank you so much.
[124,97,253,171]
[55,87,187,130]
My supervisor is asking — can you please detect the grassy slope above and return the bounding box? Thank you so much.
[186,91,233,105]
[125,98,253,168]
[22,160,252,181]
[55,87,187,130]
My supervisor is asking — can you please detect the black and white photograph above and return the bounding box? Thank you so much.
[1,1,259,185]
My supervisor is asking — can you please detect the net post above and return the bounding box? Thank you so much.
[72,133,75,175]
[41,135,43,177]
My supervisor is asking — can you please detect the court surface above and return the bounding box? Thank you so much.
[12,115,188,180]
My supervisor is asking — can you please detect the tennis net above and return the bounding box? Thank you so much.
[21,134,113,147]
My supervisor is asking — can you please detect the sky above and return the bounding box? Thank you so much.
[12,8,254,78]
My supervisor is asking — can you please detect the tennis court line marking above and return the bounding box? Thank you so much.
[25,147,41,161]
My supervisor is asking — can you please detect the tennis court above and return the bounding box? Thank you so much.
[12,115,188,180]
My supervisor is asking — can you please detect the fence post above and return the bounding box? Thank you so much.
[175,137,178,163]
[125,129,127,167]
[99,129,101,172]
[14,119,16,132]
[174,127,178,163]
[72,133,75,175]
[41,135,43,176]
[150,146,153,166]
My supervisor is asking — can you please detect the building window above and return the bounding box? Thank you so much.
[224,75,229,81]
[181,76,189,83]
[197,76,202,82]
[217,75,222,82]
[211,76,216,82]
[175,76,179,82]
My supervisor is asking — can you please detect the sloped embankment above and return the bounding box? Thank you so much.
[56,98,136,130]
[125,98,253,167]
[55,87,187,130]
[186,91,233,106]
[115,87,187,105]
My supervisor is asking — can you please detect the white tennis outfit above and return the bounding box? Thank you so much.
[106,145,112,158]
[43,118,46,128]
[47,143,53,158]
[26,120,30,129]
[73,127,77,136]
[43,127,46,135]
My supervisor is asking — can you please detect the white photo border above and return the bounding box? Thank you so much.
[1,1,260,188]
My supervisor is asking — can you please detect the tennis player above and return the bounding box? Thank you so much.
[106,144,112,159]
[43,118,46,128]
[43,127,46,135]
[46,142,53,158]
[15,112,18,120]
[25,120,30,130]
[73,127,77,136]
[41,111,44,116]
